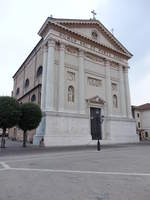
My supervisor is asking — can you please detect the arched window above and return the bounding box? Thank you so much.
[16,87,20,95]
[24,78,29,88]
[31,94,36,102]
[36,66,43,77]
[68,85,74,102]
[113,95,118,108]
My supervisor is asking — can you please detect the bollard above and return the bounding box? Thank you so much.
[97,139,101,151]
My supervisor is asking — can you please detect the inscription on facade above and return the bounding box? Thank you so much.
[88,77,102,87]
[59,33,126,64]
[66,46,78,55]
[85,53,104,63]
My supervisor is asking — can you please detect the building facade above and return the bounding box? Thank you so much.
[11,17,139,146]
[132,103,150,140]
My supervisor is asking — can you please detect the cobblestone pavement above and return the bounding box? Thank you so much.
[0,141,150,200]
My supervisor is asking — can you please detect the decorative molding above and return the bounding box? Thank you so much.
[65,63,78,71]
[67,71,75,81]
[111,77,119,82]
[47,39,55,47]
[85,52,104,64]
[124,67,129,73]
[59,32,128,64]
[45,111,88,119]
[85,70,105,79]
[88,77,102,87]
[60,43,66,50]
[86,95,105,105]
[66,46,78,55]
[110,61,119,70]
[111,83,117,91]
[105,116,135,122]
[79,50,84,57]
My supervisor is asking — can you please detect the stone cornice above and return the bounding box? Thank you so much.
[38,18,132,58]
[86,96,105,105]
[17,84,41,101]
[42,21,131,61]
[13,39,43,79]
[49,32,128,67]
[45,111,89,119]
[105,116,135,122]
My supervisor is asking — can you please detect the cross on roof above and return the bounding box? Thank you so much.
[91,10,96,20]
[111,28,114,35]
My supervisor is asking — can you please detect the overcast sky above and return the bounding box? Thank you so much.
[0,0,150,105]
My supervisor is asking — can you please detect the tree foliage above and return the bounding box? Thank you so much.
[18,102,42,147]
[0,96,21,147]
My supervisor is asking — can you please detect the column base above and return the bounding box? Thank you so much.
[33,135,43,145]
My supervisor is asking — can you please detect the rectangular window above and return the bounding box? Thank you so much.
[138,122,141,128]
[145,132,148,137]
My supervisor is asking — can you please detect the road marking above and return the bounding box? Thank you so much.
[0,162,10,169]
[0,168,7,171]
[6,167,150,177]
[0,151,96,164]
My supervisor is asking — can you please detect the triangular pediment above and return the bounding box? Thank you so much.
[51,18,132,57]
[86,96,105,105]
[38,17,132,58]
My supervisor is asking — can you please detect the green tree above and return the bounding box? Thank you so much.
[0,96,21,148]
[18,102,42,147]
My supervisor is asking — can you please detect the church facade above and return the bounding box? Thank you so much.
[12,16,139,146]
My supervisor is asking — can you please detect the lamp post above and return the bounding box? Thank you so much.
[97,115,104,151]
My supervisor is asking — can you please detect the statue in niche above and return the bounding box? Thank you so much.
[68,85,74,103]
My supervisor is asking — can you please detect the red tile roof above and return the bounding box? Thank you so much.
[133,103,150,110]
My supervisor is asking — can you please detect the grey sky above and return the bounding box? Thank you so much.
[0,0,149,105]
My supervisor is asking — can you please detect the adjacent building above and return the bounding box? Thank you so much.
[132,103,150,140]
[10,16,139,146]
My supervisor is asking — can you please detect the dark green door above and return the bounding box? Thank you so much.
[90,107,102,140]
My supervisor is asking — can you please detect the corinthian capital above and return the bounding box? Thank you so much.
[79,49,84,57]
[47,39,55,47]
[60,43,65,50]
[104,59,110,66]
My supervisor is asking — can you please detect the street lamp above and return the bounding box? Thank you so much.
[97,115,104,151]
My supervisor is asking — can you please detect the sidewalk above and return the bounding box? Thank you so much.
[0,138,149,157]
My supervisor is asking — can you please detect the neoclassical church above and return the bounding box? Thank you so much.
[12,15,139,146]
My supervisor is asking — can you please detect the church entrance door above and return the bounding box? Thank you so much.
[90,107,102,140]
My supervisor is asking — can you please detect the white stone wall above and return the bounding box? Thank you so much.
[134,110,142,128]
[84,59,105,76]
[85,74,105,101]
[134,109,150,138]
[140,110,150,129]
[44,113,91,146]
[64,67,78,112]
[13,46,43,100]
[106,117,139,143]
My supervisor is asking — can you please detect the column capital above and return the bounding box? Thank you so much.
[118,64,123,70]
[79,49,84,57]
[104,59,110,66]
[47,39,55,47]
[124,67,129,73]
[42,43,48,52]
[60,43,66,50]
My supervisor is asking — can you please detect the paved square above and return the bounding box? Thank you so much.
[0,143,150,200]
